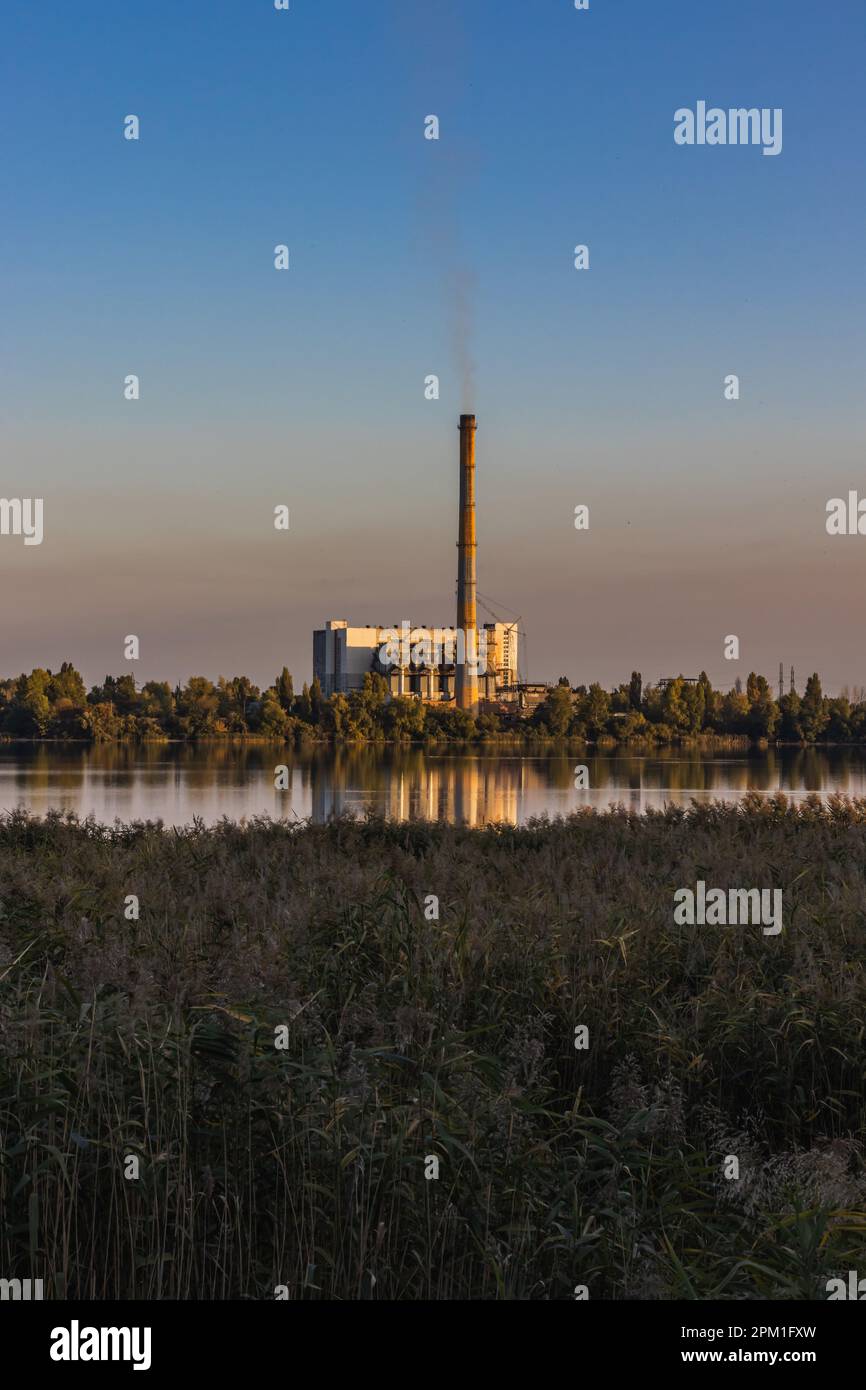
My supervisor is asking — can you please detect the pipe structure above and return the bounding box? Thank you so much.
[455,414,478,713]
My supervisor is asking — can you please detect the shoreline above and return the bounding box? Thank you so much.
[1,734,863,750]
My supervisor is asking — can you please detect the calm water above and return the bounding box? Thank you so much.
[1,744,866,827]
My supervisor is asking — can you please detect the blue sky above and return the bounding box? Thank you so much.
[2,0,864,690]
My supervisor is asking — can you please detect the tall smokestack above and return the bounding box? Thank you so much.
[456,413,478,713]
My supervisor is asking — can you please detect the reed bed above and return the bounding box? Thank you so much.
[1,794,865,1300]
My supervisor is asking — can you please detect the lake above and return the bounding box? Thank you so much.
[2,743,866,826]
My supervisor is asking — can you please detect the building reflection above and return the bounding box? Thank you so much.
[310,749,520,826]
[1,743,866,827]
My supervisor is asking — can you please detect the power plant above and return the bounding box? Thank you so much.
[314,414,519,707]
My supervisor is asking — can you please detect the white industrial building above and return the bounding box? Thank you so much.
[313,619,519,703]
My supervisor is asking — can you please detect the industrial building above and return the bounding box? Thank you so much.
[314,619,519,701]
[313,414,519,710]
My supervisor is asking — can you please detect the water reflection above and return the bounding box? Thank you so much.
[1,743,866,827]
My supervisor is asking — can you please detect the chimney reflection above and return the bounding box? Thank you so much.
[1,744,865,827]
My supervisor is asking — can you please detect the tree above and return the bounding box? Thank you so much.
[800,673,828,742]
[642,683,664,726]
[7,670,52,736]
[826,695,851,742]
[848,699,866,742]
[682,682,705,734]
[628,671,643,710]
[543,683,574,737]
[215,676,259,730]
[611,683,631,714]
[475,710,502,736]
[258,696,291,739]
[779,691,803,741]
[721,688,749,734]
[744,674,778,740]
[384,695,426,740]
[310,676,324,725]
[82,701,122,742]
[294,683,312,723]
[425,706,476,741]
[141,681,174,722]
[697,671,716,729]
[358,672,388,725]
[326,693,351,738]
[114,675,140,714]
[276,667,294,712]
[618,709,650,739]
[48,662,86,707]
[585,683,611,737]
[661,678,689,732]
[179,677,219,736]
[87,674,139,714]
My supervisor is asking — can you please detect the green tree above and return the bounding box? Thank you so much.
[425,707,476,741]
[661,678,689,732]
[82,701,122,742]
[358,672,388,728]
[326,693,351,738]
[216,676,260,730]
[258,696,291,738]
[826,695,851,742]
[179,677,220,736]
[8,670,52,735]
[585,683,611,737]
[697,671,717,729]
[543,683,574,737]
[721,688,749,734]
[779,691,803,741]
[476,709,502,736]
[294,683,312,723]
[384,695,426,740]
[141,681,174,723]
[682,682,705,734]
[48,662,87,707]
[800,673,828,742]
[310,676,324,725]
[276,667,294,712]
[87,674,139,714]
[848,699,866,742]
[642,683,664,726]
[610,683,631,714]
[746,674,778,740]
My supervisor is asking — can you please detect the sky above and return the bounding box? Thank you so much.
[1,0,864,693]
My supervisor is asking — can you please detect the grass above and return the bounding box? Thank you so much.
[1,794,865,1300]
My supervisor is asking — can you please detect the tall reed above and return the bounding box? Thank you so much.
[1,796,864,1299]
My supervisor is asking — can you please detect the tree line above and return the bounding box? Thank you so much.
[0,664,860,744]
